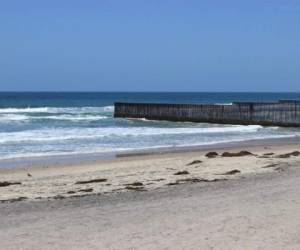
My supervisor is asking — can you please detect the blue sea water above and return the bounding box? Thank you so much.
[0,92,300,162]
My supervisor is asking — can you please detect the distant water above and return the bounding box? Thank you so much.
[1,92,300,162]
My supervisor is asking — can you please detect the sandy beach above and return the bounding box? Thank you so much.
[1,138,300,249]
[0,138,300,202]
[1,139,300,249]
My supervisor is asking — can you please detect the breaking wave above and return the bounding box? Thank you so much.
[0,125,264,144]
[0,106,114,114]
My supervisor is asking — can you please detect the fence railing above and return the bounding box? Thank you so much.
[114,101,300,127]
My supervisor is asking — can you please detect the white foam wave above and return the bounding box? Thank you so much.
[33,115,108,121]
[0,125,263,144]
[0,114,108,122]
[214,103,233,105]
[0,106,114,114]
[101,106,114,112]
[0,107,49,113]
[0,114,29,121]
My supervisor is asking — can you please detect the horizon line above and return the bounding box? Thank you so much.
[1,91,300,94]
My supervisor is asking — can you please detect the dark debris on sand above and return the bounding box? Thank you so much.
[205,152,219,158]
[126,182,144,187]
[150,178,166,182]
[276,151,300,158]
[52,192,101,200]
[52,195,66,200]
[75,178,107,185]
[262,163,279,169]
[174,170,190,175]
[79,188,94,193]
[67,191,77,194]
[221,169,241,175]
[124,181,147,191]
[186,160,202,166]
[263,153,275,156]
[0,181,21,187]
[0,197,27,203]
[167,178,227,186]
[222,151,253,157]
[125,186,146,191]
[258,152,275,158]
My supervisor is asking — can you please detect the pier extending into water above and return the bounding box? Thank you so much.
[114,100,300,127]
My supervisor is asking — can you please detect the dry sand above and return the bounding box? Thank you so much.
[1,139,300,249]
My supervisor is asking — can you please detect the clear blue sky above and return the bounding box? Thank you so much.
[0,0,300,92]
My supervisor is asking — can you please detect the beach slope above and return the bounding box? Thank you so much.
[1,163,300,249]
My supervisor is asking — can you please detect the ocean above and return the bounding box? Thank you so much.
[1,92,300,164]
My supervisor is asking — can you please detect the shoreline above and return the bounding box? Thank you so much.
[0,136,299,169]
